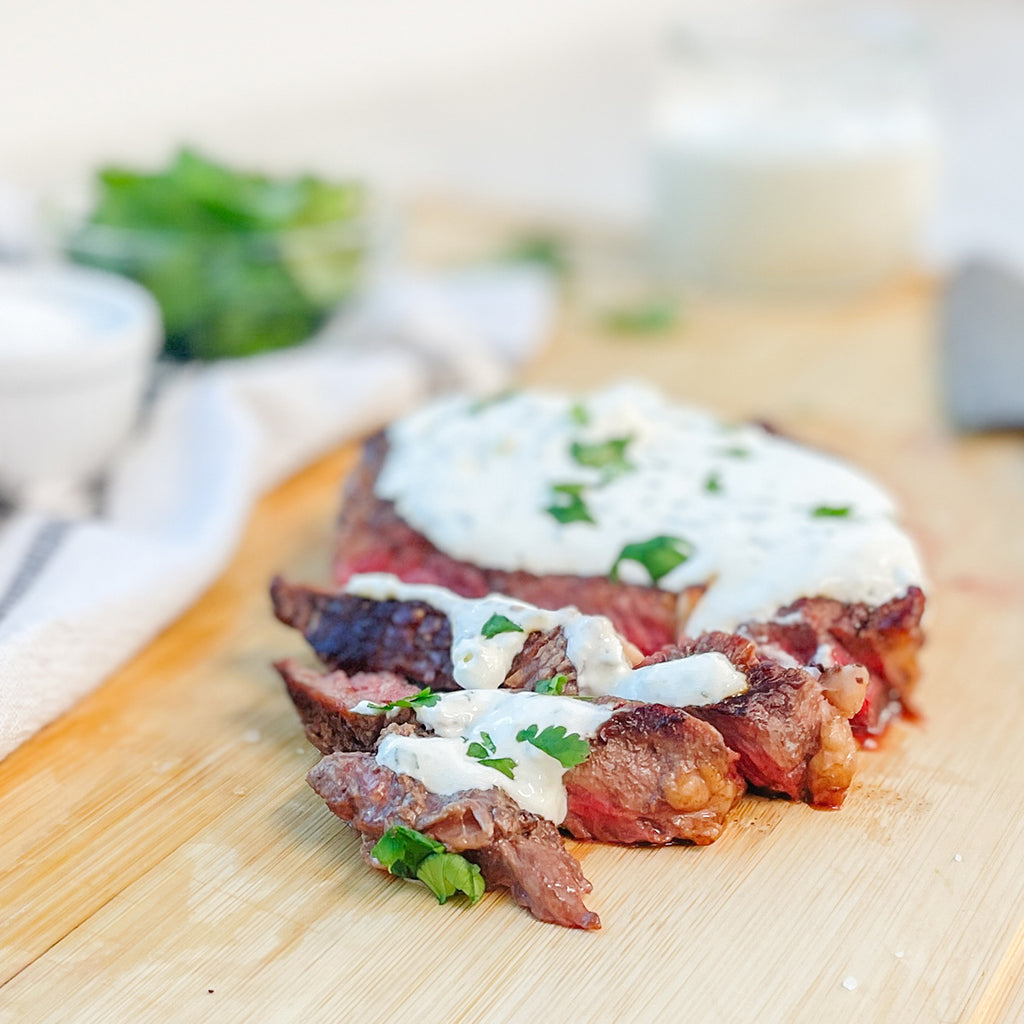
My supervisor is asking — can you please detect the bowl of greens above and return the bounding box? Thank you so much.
[64,149,376,360]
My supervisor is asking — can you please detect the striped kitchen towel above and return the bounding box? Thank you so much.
[0,264,554,760]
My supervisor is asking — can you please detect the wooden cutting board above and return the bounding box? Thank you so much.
[2,239,1023,1023]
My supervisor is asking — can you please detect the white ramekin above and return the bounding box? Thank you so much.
[0,264,161,511]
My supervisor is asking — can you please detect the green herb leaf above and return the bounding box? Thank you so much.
[415,852,486,905]
[371,826,485,904]
[704,472,722,494]
[501,233,569,277]
[534,674,569,695]
[366,687,440,712]
[465,733,517,778]
[516,724,591,769]
[610,535,694,584]
[469,390,518,414]
[569,402,590,426]
[722,446,751,458]
[812,505,853,518]
[480,613,525,639]
[371,824,444,879]
[601,299,677,335]
[545,483,595,525]
[570,436,635,480]
[466,731,496,758]
[476,757,518,779]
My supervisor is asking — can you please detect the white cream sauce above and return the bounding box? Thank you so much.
[611,652,748,706]
[347,573,751,710]
[375,689,614,823]
[376,383,924,633]
[344,573,632,694]
[347,573,758,818]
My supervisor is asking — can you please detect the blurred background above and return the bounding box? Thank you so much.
[1,0,1022,266]
[2,0,1023,512]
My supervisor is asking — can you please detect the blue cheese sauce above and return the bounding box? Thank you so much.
[346,573,749,705]
[376,689,615,823]
[347,574,750,821]
[375,383,924,633]
[613,652,748,706]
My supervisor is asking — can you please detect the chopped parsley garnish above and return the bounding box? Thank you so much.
[516,724,591,769]
[570,436,635,480]
[610,535,694,584]
[465,732,517,779]
[704,471,722,494]
[366,687,440,712]
[812,505,853,518]
[371,825,485,905]
[501,233,569,277]
[722,446,751,458]
[415,853,487,905]
[480,613,525,639]
[468,389,518,414]
[601,298,677,335]
[569,402,590,426]
[545,483,595,525]
[534,674,569,695]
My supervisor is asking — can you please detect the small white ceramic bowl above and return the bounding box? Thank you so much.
[0,264,161,512]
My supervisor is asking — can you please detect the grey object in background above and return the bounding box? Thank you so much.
[941,260,1024,430]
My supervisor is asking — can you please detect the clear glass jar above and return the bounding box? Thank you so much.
[651,1,939,296]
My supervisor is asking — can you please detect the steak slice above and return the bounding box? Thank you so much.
[332,433,680,655]
[307,750,600,929]
[271,577,577,693]
[563,700,744,845]
[278,661,744,844]
[333,433,925,731]
[275,658,421,753]
[271,577,458,690]
[738,586,926,741]
[651,632,860,808]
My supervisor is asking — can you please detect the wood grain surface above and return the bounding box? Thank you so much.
[2,214,1023,1023]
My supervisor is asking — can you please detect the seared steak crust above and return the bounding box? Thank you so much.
[332,433,679,655]
[307,750,600,929]
[271,577,458,690]
[272,577,577,694]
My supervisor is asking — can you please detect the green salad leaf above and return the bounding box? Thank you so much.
[70,147,366,360]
